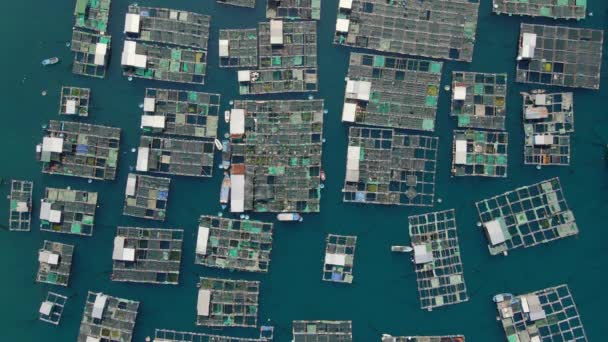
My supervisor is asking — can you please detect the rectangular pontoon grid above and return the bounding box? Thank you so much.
[238,68,318,94]
[59,86,90,116]
[219,29,259,68]
[70,29,111,78]
[77,292,139,342]
[451,72,507,130]
[123,173,171,221]
[492,0,586,20]
[292,320,353,342]
[217,0,256,8]
[322,234,356,284]
[37,240,74,287]
[196,277,260,328]
[381,335,465,342]
[39,292,68,325]
[74,0,111,33]
[136,136,215,177]
[258,21,317,69]
[451,130,508,178]
[154,328,272,341]
[267,0,321,20]
[40,187,97,236]
[9,180,33,231]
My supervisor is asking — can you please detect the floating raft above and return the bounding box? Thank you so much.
[195,215,274,273]
[37,240,74,287]
[136,136,215,177]
[452,130,509,177]
[78,292,139,342]
[59,86,90,116]
[141,88,220,139]
[492,0,586,20]
[382,335,465,342]
[476,177,579,256]
[238,68,318,94]
[217,0,256,8]
[292,321,353,342]
[522,91,574,166]
[9,180,33,231]
[111,227,183,285]
[196,277,260,328]
[219,29,259,68]
[343,127,438,207]
[39,291,68,325]
[228,100,324,213]
[258,20,317,69]
[409,209,468,310]
[123,173,170,221]
[37,120,120,180]
[516,24,603,90]
[155,328,272,341]
[334,0,480,62]
[451,72,507,130]
[74,0,111,33]
[71,29,111,78]
[342,53,442,131]
[322,234,356,284]
[40,187,97,236]
[267,0,321,20]
[494,284,587,341]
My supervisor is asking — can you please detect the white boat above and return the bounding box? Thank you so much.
[220,174,231,207]
[391,246,413,253]
[276,213,302,222]
[221,140,231,169]
[214,139,223,150]
[224,110,230,123]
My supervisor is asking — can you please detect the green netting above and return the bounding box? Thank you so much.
[474,84,484,95]
[268,166,285,175]
[369,92,381,104]
[71,223,82,234]
[290,157,299,166]
[430,62,442,74]
[497,155,508,165]
[373,55,385,67]
[476,155,485,164]
[422,119,434,131]
[272,56,282,66]
[458,115,471,126]
[475,132,485,141]
[10,200,17,210]
[46,273,58,283]
[425,96,437,107]
[557,0,569,5]
[82,215,94,224]
[194,63,205,75]
[229,249,238,257]
[575,0,586,6]
[539,7,551,16]
[293,56,303,66]
[189,91,198,102]
[487,155,496,164]
[171,49,182,61]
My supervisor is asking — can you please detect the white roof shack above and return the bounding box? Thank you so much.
[197,289,211,316]
[413,244,433,264]
[112,236,136,262]
[339,0,353,9]
[86,337,101,342]
[39,301,53,315]
[526,294,546,321]
[342,102,358,122]
[121,40,147,69]
[520,33,537,59]
[324,253,346,266]
[484,219,506,246]
[345,80,372,101]
[15,201,29,213]
[336,18,350,33]
[65,99,77,114]
[92,294,108,320]
[270,20,283,45]
[141,115,166,129]
[42,137,64,153]
[124,13,141,34]
[125,174,137,197]
[136,147,150,172]
[230,174,245,213]
[49,210,62,224]
[38,250,60,266]
[94,43,108,66]
[196,226,210,255]
[454,139,468,165]
[238,70,251,82]
[143,97,156,112]
[345,146,361,182]
[219,39,229,57]
[533,94,547,106]
[40,201,52,221]
[230,109,245,135]
[534,134,554,146]
[525,106,549,120]
[453,86,467,100]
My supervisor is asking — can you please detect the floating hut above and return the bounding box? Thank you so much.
[9,180,33,231]
[238,68,318,94]
[39,292,68,325]
[219,29,259,68]
[334,0,479,62]
[343,127,438,207]
[228,100,324,213]
[123,173,170,221]
[74,0,111,33]
[292,321,353,341]
[141,88,220,139]
[111,227,183,285]
[258,20,317,69]
[154,328,272,341]
[342,53,442,131]
[267,0,321,20]
[382,335,465,342]
[217,0,256,8]
[37,120,120,180]
[476,177,579,256]
[494,284,587,341]
[136,136,215,177]
[40,187,97,236]
[408,209,468,310]
[70,29,111,78]
[77,292,139,342]
[37,240,74,287]
[59,86,90,116]
[452,130,508,177]
[322,234,356,284]
[195,215,274,273]
[522,91,574,166]
[516,24,603,90]
[493,0,586,20]
[451,72,507,130]
[196,277,260,328]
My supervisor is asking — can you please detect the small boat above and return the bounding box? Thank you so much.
[224,110,230,123]
[492,293,513,303]
[320,170,326,182]
[221,140,231,169]
[391,245,413,253]
[219,173,231,208]
[277,213,303,222]
[214,139,223,150]
[41,57,59,66]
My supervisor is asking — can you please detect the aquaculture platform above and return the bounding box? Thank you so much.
[476,177,579,255]
[342,53,442,131]
[219,29,259,68]
[70,29,111,78]
[59,86,90,116]
[451,72,507,130]
[452,130,508,177]
[267,0,321,20]
[123,173,171,221]
[238,67,318,94]
[37,240,74,287]
[77,292,139,342]
[409,209,468,310]
[217,0,256,8]
[111,227,183,285]
[516,23,603,89]
[494,284,587,341]
[154,328,272,341]
[37,120,120,180]
[9,180,33,231]
[258,20,317,69]
[382,335,465,342]
[228,100,324,213]
[343,127,438,207]
[196,215,274,273]
[74,0,111,33]
[493,0,586,20]
[136,136,215,177]
[39,292,68,325]
[322,234,357,284]
[40,187,97,236]
[196,277,259,328]
[334,0,480,62]
[292,321,353,342]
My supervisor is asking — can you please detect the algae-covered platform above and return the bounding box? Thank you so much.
[155,328,272,341]
[342,53,442,132]
[382,335,465,342]
[74,0,111,33]
[228,100,324,213]
[196,277,260,328]
[141,88,220,139]
[494,284,587,342]
[37,240,74,287]
[219,29,259,68]
[9,180,33,231]
[39,291,68,325]
[136,136,215,177]
[196,215,273,273]
[451,72,507,130]
[111,227,183,285]
[59,86,90,116]
[322,234,356,284]
[334,0,480,62]
[516,23,603,90]
[217,0,256,8]
[409,209,468,310]
[40,187,97,236]
[292,321,353,342]
[476,177,579,256]
[123,173,171,221]
[522,91,574,166]
[343,127,438,207]
[452,130,508,177]
[258,20,317,69]
[37,120,120,180]
[238,68,318,94]
[267,0,321,20]
[493,0,586,20]
[71,29,111,78]
[77,292,139,342]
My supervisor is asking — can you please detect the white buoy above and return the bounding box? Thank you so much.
[322,138,326,143]
[138,103,143,108]
[41,90,47,96]
[444,85,451,91]
[88,179,92,184]
[476,222,482,227]
[437,198,442,203]
[589,12,593,16]
[229,100,234,105]
[323,109,328,114]
[145,337,151,342]
[218,212,223,217]
[131,148,136,153]
[536,165,541,170]
[128,76,133,81]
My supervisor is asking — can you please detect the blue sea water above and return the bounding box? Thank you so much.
[0,0,607,341]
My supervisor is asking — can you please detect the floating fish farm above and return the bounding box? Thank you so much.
[492,0,586,20]
[292,320,353,342]
[37,240,74,287]
[59,86,90,116]
[382,335,465,342]
[452,130,509,177]
[154,328,272,341]
[77,292,139,342]
[136,136,215,177]
[39,291,68,325]
[217,0,256,8]
[322,234,357,284]
[123,173,171,221]
[70,29,111,78]
[451,72,508,130]
[219,29,259,68]
[8,180,33,231]
[267,0,321,20]
[196,277,260,328]
[40,187,97,236]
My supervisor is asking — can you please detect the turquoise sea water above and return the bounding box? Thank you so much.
[0,0,607,341]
